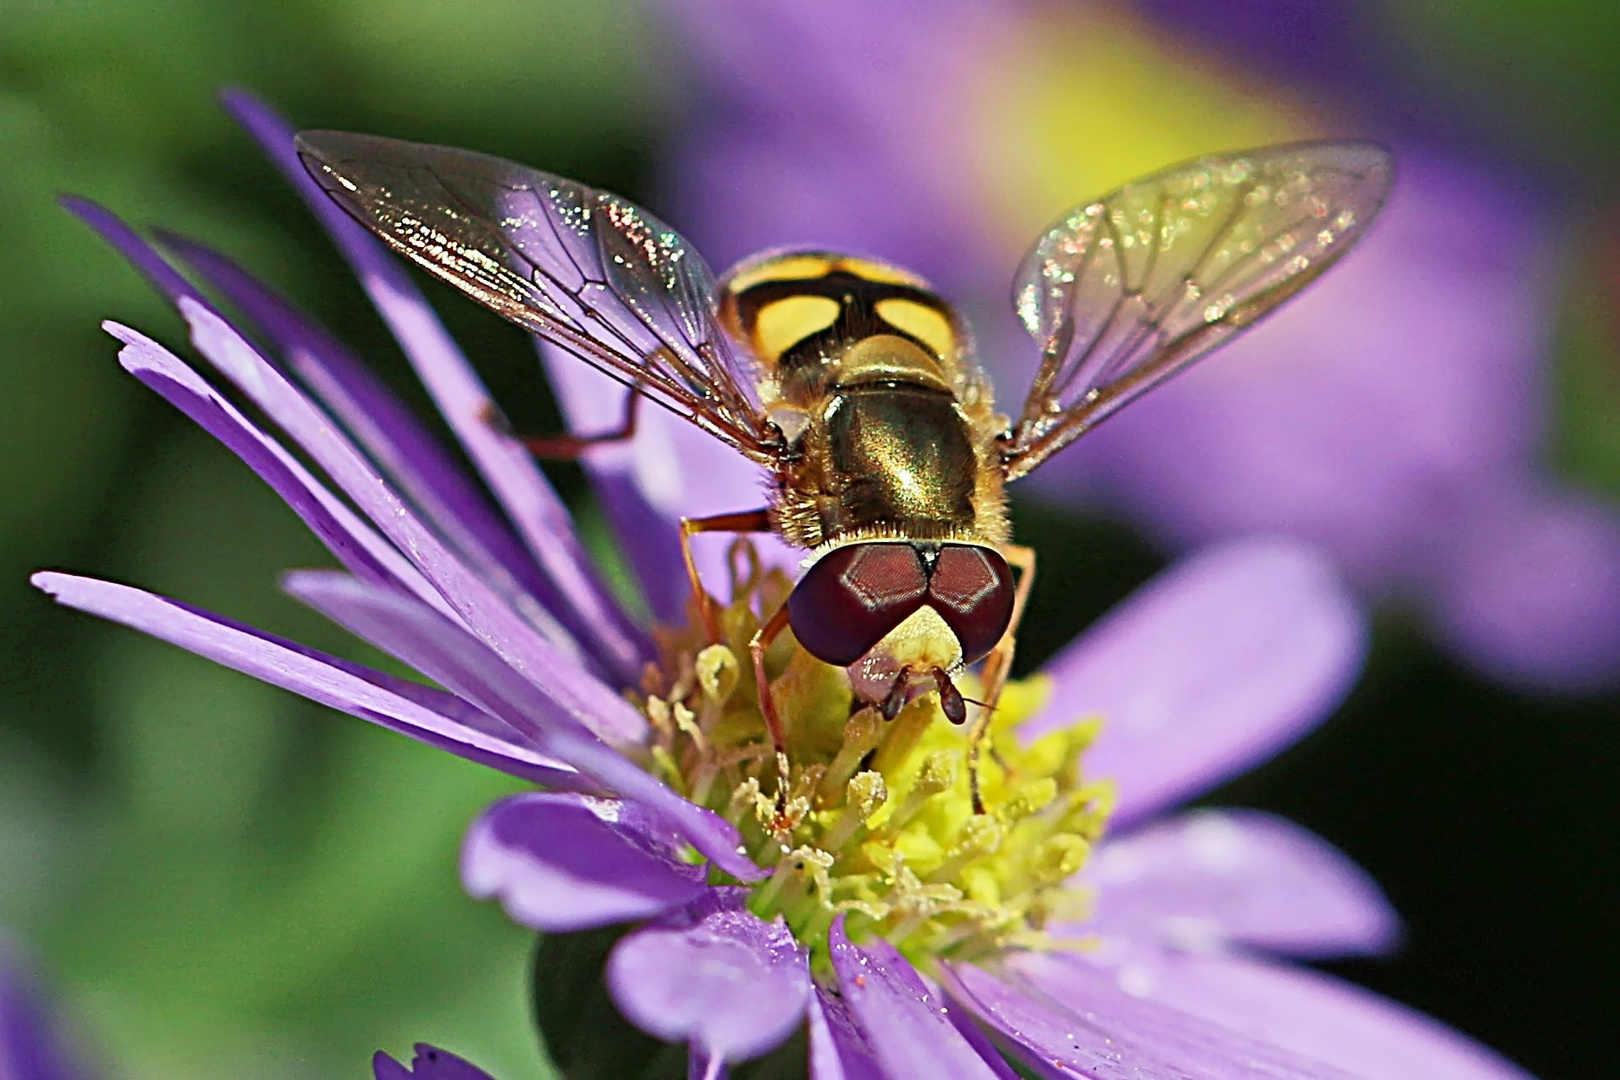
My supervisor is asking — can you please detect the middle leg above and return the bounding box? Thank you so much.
[679,509,774,641]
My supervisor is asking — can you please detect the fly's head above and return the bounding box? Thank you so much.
[786,541,1015,723]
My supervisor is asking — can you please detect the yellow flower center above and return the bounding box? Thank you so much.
[634,546,1113,969]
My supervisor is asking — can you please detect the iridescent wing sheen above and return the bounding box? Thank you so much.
[295,131,777,459]
[1000,140,1394,481]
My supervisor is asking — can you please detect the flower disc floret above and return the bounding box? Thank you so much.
[637,552,1110,968]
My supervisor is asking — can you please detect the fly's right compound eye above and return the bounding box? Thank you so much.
[786,544,929,668]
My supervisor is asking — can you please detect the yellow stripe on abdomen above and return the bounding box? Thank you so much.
[753,294,843,362]
[875,298,956,360]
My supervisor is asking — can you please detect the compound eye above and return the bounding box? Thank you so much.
[929,546,1015,664]
[787,544,929,667]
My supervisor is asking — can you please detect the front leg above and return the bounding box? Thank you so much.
[968,543,1036,813]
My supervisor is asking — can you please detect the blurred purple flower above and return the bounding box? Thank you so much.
[659,0,1620,692]
[32,92,1534,1078]
[373,1044,498,1080]
[0,943,92,1080]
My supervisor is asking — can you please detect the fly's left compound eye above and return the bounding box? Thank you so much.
[928,546,1016,664]
[787,544,929,667]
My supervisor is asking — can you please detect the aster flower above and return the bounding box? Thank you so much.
[33,92,1535,1079]
[660,0,1620,692]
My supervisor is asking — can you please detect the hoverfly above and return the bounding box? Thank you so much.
[296,132,1392,799]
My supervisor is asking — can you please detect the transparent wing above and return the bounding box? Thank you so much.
[295,131,777,458]
[1001,140,1394,481]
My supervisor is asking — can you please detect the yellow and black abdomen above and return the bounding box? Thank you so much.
[717,251,960,405]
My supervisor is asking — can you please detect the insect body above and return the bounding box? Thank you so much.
[295,132,1394,775]
[716,253,1014,725]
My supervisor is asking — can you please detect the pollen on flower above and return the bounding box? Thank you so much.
[639,542,1112,970]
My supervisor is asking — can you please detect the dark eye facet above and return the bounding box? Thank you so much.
[929,546,1015,664]
[788,544,928,667]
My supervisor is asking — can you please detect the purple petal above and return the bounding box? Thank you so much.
[105,322,459,623]
[1081,810,1399,959]
[689,1045,729,1080]
[539,342,800,622]
[30,573,579,788]
[0,945,92,1080]
[65,196,626,735]
[222,90,644,683]
[281,571,762,882]
[58,196,209,309]
[154,234,617,664]
[825,918,1004,1079]
[283,569,639,748]
[1427,478,1620,692]
[461,792,706,931]
[373,1044,497,1080]
[946,958,1356,1080]
[807,987,885,1080]
[1008,951,1534,1080]
[607,889,810,1062]
[1028,537,1366,829]
[179,293,648,739]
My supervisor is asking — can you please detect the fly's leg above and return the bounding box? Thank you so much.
[749,602,793,753]
[506,387,643,458]
[968,543,1036,814]
[680,509,774,642]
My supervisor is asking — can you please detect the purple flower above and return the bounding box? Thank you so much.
[659,0,1620,692]
[33,92,1535,1078]
[0,943,93,1080]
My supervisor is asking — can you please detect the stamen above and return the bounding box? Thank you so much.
[640,542,1109,968]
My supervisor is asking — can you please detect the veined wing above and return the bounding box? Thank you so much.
[1001,140,1394,481]
[295,131,777,459]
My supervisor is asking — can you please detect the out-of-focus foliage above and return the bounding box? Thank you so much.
[1380,0,1620,176]
[0,1,655,1077]
[1,2,1618,1080]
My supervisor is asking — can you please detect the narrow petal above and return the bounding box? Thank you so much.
[947,958,1356,1080]
[539,341,800,622]
[282,571,762,881]
[156,232,602,657]
[1028,537,1366,829]
[689,1045,729,1080]
[373,1045,498,1080]
[182,292,648,741]
[0,945,91,1080]
[30,573,578,788]
[461,792,705,931]
[1007,951,1535,1080]
[106,321,458,624]
[64,195,628,734]
[222,89,645,682]
[807,988,886,1080]
[1081,810,1399,959]
[283,569,639,748]
[607,889,811,1063]
[826,918,1003,1080]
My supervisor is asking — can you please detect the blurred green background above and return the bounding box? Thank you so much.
[0,2,1616,1079]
